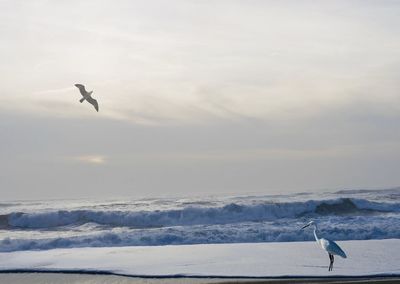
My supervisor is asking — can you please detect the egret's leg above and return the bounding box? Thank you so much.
[328,254,333,271]
[331,255,335,271]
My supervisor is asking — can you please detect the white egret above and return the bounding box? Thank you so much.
[75,84,99,112]
[302,221,347,271]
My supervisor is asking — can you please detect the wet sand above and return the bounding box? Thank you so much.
[0,273,399,284]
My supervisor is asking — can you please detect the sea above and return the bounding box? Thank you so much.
[1,188,399,252]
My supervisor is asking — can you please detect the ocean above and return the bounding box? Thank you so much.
[1,188,399,252]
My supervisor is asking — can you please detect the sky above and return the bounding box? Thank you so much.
[1,0,400,200]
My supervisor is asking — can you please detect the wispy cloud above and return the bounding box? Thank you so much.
[1,1,400,125]
[33,86,76,95]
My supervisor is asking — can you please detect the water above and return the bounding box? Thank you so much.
[1,188,399,252]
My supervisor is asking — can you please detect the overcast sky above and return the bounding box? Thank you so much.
[1,0,400,200]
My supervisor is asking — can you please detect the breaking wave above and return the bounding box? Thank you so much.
[4,198,398,229]
[1,214,400,252]
[1,191,399,252]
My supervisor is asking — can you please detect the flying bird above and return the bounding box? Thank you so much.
[302,221,347,271]
[74,84,99,112]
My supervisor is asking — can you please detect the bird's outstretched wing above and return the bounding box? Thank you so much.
[86,96,99,112]
[74,84,87,97]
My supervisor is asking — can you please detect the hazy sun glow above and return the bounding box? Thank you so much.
[74,155,106,165]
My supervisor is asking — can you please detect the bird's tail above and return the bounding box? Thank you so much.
[79,98,85,103]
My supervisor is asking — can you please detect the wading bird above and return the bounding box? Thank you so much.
[302,221,347,271]
[75,84,99,112]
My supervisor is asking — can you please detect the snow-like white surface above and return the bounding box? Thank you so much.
[1,239,399,277]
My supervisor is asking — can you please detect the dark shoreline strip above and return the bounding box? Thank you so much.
[0,269,399,280]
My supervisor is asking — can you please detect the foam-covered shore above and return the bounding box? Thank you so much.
[1,239,399,277]
[0,274,399,284]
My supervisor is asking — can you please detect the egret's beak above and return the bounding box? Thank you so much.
[301,224,310,230]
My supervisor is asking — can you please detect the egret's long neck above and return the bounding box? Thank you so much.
[313,225,320,243]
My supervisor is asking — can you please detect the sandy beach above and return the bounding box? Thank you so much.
[1,241,400,283]
[0,273,399,284]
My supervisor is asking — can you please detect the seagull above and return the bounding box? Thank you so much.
[302,221,347,271]
[74,84,99,112]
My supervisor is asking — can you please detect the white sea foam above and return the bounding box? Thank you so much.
[0,188,399,252]
[1,240,400,277]
[6,198,398,229]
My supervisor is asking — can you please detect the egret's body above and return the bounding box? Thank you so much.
[302,221,347,271]
[75,84,99,112]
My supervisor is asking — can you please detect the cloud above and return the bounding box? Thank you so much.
[1,1,400,126]
[33,86,76,95]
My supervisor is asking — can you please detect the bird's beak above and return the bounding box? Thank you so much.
[301,224,310,230]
